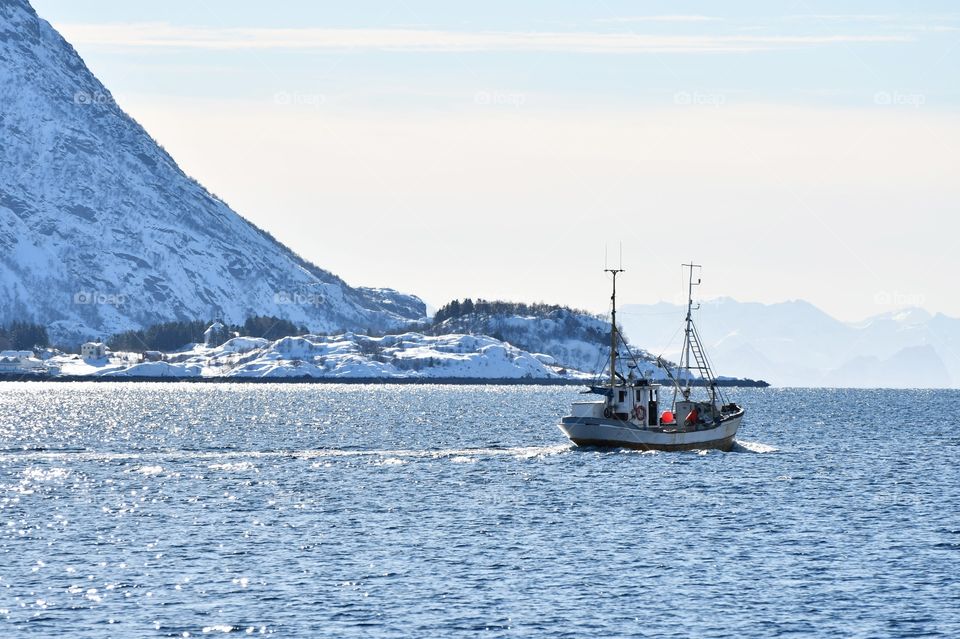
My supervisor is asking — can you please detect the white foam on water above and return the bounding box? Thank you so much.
[305,444,572,461]
[208,462,257,472]
[734,440,779,454]
[511,444,571,459]
[135,465,163,476]
[0,444,575,465]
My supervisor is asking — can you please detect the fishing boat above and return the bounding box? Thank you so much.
[558,263,744,452]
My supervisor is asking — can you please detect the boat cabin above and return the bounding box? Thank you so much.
[608,382,662,426]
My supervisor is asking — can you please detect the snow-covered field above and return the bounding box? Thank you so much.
[40,333,597,380]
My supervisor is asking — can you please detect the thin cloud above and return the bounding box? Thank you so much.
[54,23,912,54]
[784,13,960,23]
[784,14,900,22]
[595,15,722,23]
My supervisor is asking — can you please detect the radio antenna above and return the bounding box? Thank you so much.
[605,266,626,389]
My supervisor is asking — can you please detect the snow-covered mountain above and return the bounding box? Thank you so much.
[0,0,425,345]
[618,298,959,388]
[430,305,665,378]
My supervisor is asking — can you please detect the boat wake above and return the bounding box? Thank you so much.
[732,440,778,453]
[0,444,574,465]
[1,442,777,464]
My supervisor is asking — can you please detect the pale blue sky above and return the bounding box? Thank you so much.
[30,1,960,320]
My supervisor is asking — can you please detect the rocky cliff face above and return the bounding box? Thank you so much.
[0,0,425,345]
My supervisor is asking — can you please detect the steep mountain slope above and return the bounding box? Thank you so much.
[0,0,425,345]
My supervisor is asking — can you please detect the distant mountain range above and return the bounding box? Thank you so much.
[618,299,959,388]
[0,0,425,346]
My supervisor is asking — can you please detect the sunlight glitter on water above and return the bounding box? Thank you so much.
[0,384,956,638]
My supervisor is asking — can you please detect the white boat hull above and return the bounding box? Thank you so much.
[558,411,743,452]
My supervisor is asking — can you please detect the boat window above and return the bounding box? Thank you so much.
[618,391,625,403]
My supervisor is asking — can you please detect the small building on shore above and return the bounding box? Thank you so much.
[0,351,47,374]
[81,342,106,360]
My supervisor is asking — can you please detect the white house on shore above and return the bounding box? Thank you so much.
[0,351,47,374]
[81,342,106,360]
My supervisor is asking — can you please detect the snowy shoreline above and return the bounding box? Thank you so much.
[0,374,770,387]
[3,331,769,386]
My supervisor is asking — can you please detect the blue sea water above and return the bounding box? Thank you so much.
[0,383,957,638]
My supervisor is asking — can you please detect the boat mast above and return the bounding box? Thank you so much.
[682,262,701,392]
[605,267,624,389]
